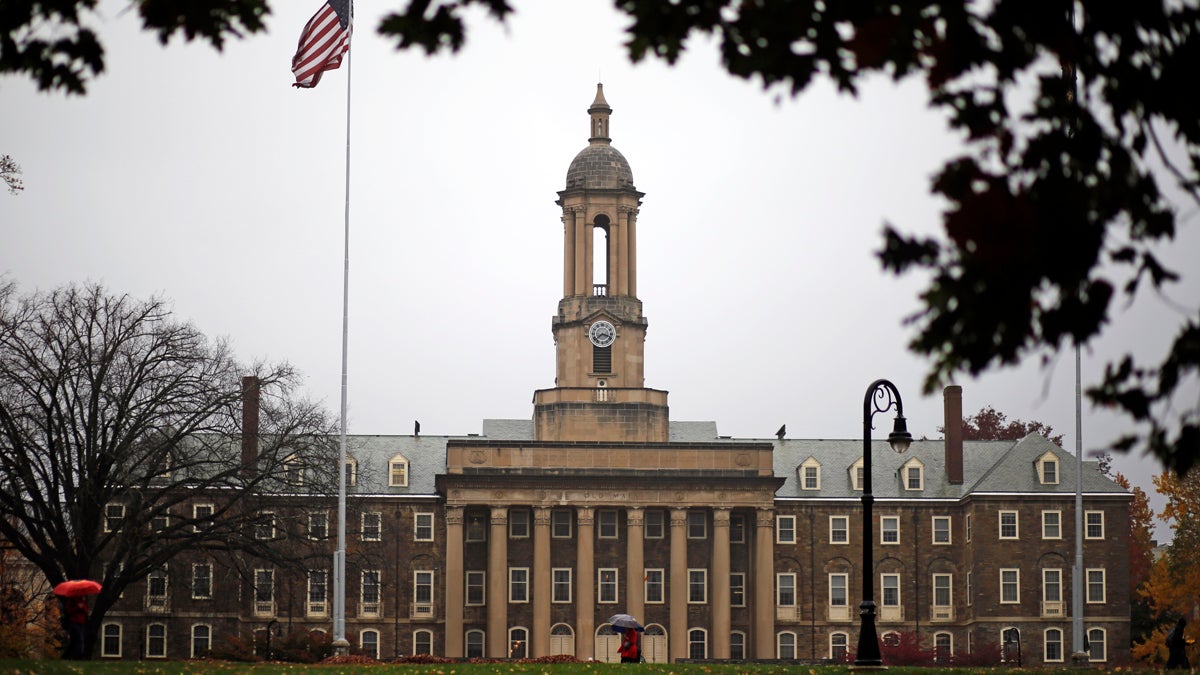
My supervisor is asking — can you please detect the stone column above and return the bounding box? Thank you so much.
[584,218,594,295]
[576,507,595,660]
[563,213,575,297]
[611,211,623,296]
[669,508,689,661]
[487,506,508,658]
[445,506,465,657]
[625,507,644,624]
[628,208,638,297]
[532,507,551,657]
[752,507,776,658]
[712,508,732,659]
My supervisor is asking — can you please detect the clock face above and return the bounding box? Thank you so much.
[588,320,616,348]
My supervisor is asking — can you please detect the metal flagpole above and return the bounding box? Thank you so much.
[1072,344,1085,659]
[332,3,353,653]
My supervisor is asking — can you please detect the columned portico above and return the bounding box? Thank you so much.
[487,506,508,657]
[711,507,732,659]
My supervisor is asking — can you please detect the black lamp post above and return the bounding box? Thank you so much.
[854,379,912,667]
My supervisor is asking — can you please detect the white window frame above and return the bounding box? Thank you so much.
[932,516,952,544]
[551,510,572,538]
[932,573,952,608]
[508,627,529,658]
[256,512,276,540]
[966,571,973,606]
[360,629,379,659]
[1085,510,1105,539]
[190,623,211,658]
[1043,568,1063,603]
[688,568,708,604]
[731,631,747,660]
[730,514,747,543]
[388,453,409,487]
[902,458,924,491]
[965,513,972,541]
[1044,627,1064,663]
[1036,451,1060,485]
[360,569,381,616]
[999,510,1019,539]
[253,568,274,615]
[413,629,434,656]
[101,623,122,657]
[800,457,821,490]
[465,629,485,659]
[644,510,665,539]
[192,503,214,532]
[345,456,358,487]
[1086,568,1106,604]
[361,511,382,541]
[1000,568,1020,604]
[731,572,746,607]
[850,459,865,491]
[1042,510,1062,539]
[645,568,665,604]
[934,632,953,662]
[1087,627,1107,662]
[413,570,435,607]
[552,568,572,603]
[308,511,328,540]
[598,509,619,539]
[776,515,796,544]
[509,509,531,539]
[830,515,849,544]
[414,512,435,542]
[777,631,798,659]
[881,515,900,545]
[509,567,530,603]
[307,569,329,616]
[465,571,486,606]
[687,510,707,539]
[829,573,848,608]
[191,563,212,600]
[830,632,849,660]
[688,628,708,660]
[147,567,169,605]
[776,572,797,607]
[881,573,901,608]
[598,568,619,604]
[145,623,167,658]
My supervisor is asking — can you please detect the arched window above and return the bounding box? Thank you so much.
[191,624,212,658]
[146,623,167,658]
[730,631,746,660]
[830,632,849,661]
[360,629,379,659]
[550,623,575,657]
[1087,627,1106,662]
[688,628,708,660]
[1044,628,1064,663]
[509,627,529,658]
[465,629,485,658]
[777,631,797,659]
[1001,627,1021,663]
[101,623,122,658]
[593,214,610,294]
[413,629,434,656]
[934,632,952,662]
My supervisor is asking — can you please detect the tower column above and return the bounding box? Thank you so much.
[712,507,732,659]
[627,207,638,297]
[669,508,688,661]
[532,507,552,657]
[752,507,776,658]
[584,220,594,296]
[563,214,575,297]
[610,217,622,297]
[575,507,595,660]
[487,506,509,658]
[625,507,644,625]
[445,506,465,657]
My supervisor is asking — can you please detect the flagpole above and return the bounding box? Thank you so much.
[332,7,353,654]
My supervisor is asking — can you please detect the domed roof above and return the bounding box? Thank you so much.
[565,144,635,190]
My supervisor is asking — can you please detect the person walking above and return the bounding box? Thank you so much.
[1166,617,1191,670]
[61,595,88,659]
[618,627,640,663]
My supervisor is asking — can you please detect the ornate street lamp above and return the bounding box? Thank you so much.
[854,379,912,667]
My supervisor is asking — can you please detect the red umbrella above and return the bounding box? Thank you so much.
[53,579,102,597]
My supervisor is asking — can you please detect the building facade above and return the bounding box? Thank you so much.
[99,86,1131,664]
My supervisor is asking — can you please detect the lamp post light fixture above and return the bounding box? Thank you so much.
[854,379,912,667]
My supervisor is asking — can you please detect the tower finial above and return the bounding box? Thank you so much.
[588,83,612,143]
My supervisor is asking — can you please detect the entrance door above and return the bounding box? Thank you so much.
[550,623,575,657]
[594,624,621,663]
[643,624,668,663]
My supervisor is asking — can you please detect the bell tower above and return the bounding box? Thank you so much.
[533,85,669,442]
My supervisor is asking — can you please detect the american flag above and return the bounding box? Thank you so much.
[292,0,352,88]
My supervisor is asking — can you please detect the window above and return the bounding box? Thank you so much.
[1085,511,1105,539]
[388,453,409,487]
[103,504,124,530]
[1087,568,1106,603]
[146,623,166,658]
[361,570,381,616]
[414,512,434,542]
[999,511,1019,539]
[150,511,168,533]
[731,572,746,607]
[881,573,900,608]
[465,571,485,606]
[645,569,664,604]
[1042,511,1062,539]
[730,514,746,543]
[1087,627,1107,662]
[687,510,707,539]
[598,510,618,539]
[829,573,848,608]
[830,516,849,544]
[1000,568,1020,604]
[688,628,708,659]
[413,629,434,656]
[776,515,796,544]
[644,510,664,539]
[800,457,821,490]
[934,632,952,662]
[254,568,274,615]
[466,512,486,542]
[308,570,328,615]
[509,627,529,658]
[777,631,797,659]
[731,631,746,660]
[932,574,952,608]
[147,567,168,606]
[831,632,849,660]
[101,623,122,657]
[966,571,973,606]
[965,513,973,541]
[191,624,211,658]
[598,568,619,604]
[509,509,530,538]
[551,510,572,538]
[362,512,382,541]
[552,568,572,603]
[850,459,865,491]
[192,503,214,532]
[1001,627,1021,661]
[255,512,276,540]
[881,516,900,544]
[192,563,212,599]
[308,511,328,540]
[509,567,529,603]
[360,629,379,659]
[1037,451,1059,484]
[414,570,434,606]
[465,630,485,658]
[1043,569,1062,605]
[283,455,304,485]
[1044,628,1064,662]
[345,456,358,487]
[777,573,796,607]
[932,516,951,544]
[687,569,708,603]
[903,459,924,490]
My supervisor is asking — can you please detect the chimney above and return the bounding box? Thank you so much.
[241,376,260,476]
[944,385,964,484]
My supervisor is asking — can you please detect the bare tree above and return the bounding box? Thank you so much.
[1,155,22,195]
[0,282,337,658]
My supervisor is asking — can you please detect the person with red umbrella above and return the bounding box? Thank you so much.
[53,580,101,659]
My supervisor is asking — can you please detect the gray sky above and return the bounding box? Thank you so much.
[4,1,1197,537]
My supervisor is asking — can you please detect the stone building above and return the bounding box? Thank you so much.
[99,85,1131,665]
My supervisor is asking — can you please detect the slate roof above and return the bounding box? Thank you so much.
[565,144,635,191]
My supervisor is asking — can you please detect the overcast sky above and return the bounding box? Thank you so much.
[4,1,1197,536]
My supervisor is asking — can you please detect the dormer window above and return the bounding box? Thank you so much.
[388,453,409,487]
[345,456,358,488]
[799,457,821,490]
[850,458,865,491]
[1036,451,1059,485]
[902,457,925,491]
[283,454,304,486]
